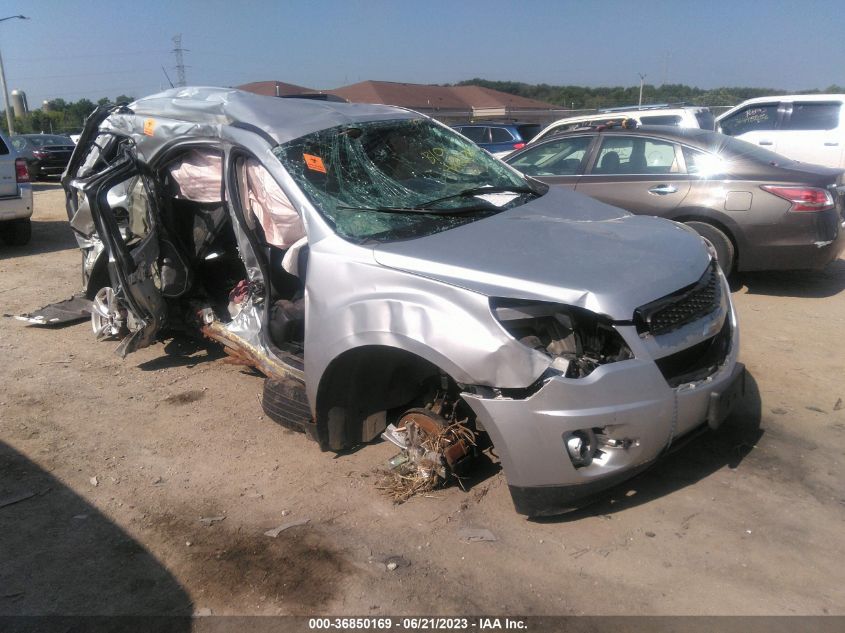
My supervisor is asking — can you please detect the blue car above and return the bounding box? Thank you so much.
[452,122,542,158]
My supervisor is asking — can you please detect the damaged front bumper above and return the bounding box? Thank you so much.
[462,305,742,517]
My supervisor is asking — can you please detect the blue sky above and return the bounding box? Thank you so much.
[0,0,842,106]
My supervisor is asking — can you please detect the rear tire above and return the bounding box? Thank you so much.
[0,218,32,246]
[685,221,735,274]
[261,377,310,433]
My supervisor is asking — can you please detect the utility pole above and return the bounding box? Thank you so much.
[0,14,28,135]
[638,73,647,108]
[172,34,188,87]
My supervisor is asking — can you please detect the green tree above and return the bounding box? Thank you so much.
[449,79,826,110]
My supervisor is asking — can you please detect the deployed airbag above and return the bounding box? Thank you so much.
[168,149,224,203]
[245,159,305,249]
[168,151,305,250]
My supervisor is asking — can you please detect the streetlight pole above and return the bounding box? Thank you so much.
[0,15,29,136]
[638,73,647,108]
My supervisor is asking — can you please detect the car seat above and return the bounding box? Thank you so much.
[598,151,620,173]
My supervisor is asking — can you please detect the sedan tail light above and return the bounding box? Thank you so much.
[15,158,29,183]
[512,142,525,150]
[761,185,834,212]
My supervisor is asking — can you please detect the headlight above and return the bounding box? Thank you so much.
[490,299,632,378]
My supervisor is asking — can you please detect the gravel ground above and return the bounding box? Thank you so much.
[1,183,843,616]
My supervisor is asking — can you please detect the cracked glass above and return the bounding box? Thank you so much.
[274,118,539,243]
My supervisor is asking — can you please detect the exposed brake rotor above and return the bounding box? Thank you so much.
[394,406,474,480]
[90,286,126,340]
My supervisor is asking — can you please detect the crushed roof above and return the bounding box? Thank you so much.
[129,86,416,145]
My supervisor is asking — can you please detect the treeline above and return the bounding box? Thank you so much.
[2,95,134,135]
[452,79,845,110]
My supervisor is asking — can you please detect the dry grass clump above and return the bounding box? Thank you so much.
[376,420,476,504]
[376,465,441,504]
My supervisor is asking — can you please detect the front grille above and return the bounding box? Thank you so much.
[655,317,731,387]
[635,262,720,335]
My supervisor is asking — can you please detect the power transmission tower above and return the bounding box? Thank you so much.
[172,34,188,87]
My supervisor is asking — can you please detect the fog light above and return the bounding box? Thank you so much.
[564,429,596,468]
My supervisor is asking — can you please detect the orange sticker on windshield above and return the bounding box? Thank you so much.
[143,118,155,136]
[303,153,326,173]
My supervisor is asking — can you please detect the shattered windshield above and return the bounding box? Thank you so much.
[273,118,540,243]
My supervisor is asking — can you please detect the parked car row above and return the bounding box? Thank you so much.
[453,96,845,274]
[504,125,845,273]
[531,104,716,142]
[0,133,75,247]
[11,134,75,180]
[451,122,542,158]
[22,87,745,517]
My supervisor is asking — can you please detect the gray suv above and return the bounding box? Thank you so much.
[57,88,743,516]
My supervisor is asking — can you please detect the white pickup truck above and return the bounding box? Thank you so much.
[0,131,33,245]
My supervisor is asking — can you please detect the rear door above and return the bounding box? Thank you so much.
[775,101,844,168]
[488,126,517,154]
[454,125,491,148]
[575,134,691,217]
[717,101,782,152]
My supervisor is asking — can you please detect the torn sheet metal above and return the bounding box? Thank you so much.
[128,86,417,147]
[13,295,92,326]
[200,308,304,382]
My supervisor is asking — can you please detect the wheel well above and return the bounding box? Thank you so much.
[672,211,741,261]
[314,345,444,451]
[84,250,111,300]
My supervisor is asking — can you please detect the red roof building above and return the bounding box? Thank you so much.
[236,79,564,122]
[236,81,316,97]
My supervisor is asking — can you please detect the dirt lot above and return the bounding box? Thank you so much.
[1,183,844,616]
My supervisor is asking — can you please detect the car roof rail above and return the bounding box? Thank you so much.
[569,118,640,132]
[597,102,691,113]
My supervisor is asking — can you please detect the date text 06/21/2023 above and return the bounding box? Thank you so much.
[307,617,528,630]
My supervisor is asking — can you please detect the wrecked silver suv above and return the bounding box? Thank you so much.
[58,87,744,516]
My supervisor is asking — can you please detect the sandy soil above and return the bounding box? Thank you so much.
[1,183,843,616]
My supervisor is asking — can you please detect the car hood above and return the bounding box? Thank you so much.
[373,187,711,321]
